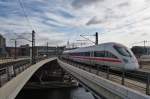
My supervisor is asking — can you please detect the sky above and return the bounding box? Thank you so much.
[0,0,150,47]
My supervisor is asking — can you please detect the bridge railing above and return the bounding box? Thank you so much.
[59,57,150,95]
[0,56,51,87]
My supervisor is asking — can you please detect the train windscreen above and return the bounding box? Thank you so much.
[113,45,132,57]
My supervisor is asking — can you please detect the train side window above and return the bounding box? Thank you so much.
[74,53,79,56]
[76,53,78,56]
[114,45,132,57]
[104,51,118,58]
[84,52,90,56]
[81,52,84,56]
[94,51,105,57]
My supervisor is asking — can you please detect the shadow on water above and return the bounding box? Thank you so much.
[16,87,95,99]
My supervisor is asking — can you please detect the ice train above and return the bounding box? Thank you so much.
[62,42,139,71]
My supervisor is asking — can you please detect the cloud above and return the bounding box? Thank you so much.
[0,0,150,47]
[71,0,103,9]
[141,33,148,36]
[56,9,75,19]
[117,2,129,7]
[86,16,104,25]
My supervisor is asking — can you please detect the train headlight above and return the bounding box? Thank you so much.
[123,58,128,63]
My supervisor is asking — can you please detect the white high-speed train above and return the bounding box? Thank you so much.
[62,42,139,71]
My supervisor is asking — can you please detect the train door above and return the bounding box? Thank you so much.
[94,46,105,66]
[89,50,94,65]
[89,47,95,66]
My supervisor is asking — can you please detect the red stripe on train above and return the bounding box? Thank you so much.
[72,56,122,63]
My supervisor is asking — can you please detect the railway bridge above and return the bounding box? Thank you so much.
[0,57,150,99]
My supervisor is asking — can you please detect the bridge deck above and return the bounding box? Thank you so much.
[58,59,150,99]
[0,57,56,99]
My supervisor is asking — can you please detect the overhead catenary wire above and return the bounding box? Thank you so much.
[132,40,150,45]
[69,6,150,47]
[17,0,34,31]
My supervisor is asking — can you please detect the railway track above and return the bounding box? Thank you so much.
[59,57,150,95]
[61,58,150,83]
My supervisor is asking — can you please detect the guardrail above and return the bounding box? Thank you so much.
[60,57,150,95]
[58,58,150,99]
[0,57,49,87]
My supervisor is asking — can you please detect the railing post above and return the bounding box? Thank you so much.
[76,63,78,68]
[106,66,110,79]
[146,73,150,95]
[96,64,99,75]
[81,64,84,70]
[6,64,11,81]
[82,65,85,70]
[18,64,21,73]
[78,64,80,68]
[13,65,16,77]
[0,65,2,87]
[79,64,81,69]
[121,69,125,85]
[0,75,1,87]
[89,65,91,72]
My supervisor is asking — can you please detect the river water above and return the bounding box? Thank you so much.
[16,87,96,99]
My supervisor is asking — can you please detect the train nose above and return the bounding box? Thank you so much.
[125,62,139,70]
[123,58,140,70]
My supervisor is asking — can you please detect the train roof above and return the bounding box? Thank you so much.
[63,42,126,53]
